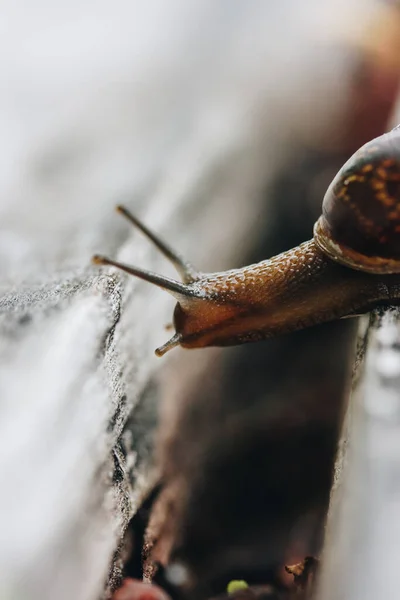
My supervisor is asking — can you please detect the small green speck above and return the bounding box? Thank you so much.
[226,580,249,594]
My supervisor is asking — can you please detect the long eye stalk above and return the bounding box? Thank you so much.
[92,254,194,299]
[115,205,200,283]
[92,206,202,355]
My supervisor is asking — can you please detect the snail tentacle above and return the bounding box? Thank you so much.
[92,255,198,301]
[116,205,200,283]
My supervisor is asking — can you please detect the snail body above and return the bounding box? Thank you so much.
[93,128,400,356]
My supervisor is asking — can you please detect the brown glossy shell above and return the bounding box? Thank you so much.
[314,127,400,273]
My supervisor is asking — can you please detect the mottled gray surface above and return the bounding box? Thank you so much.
[319,308,400,600]
[0,1,373,599]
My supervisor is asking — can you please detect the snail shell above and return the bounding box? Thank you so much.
[314,128,400,274]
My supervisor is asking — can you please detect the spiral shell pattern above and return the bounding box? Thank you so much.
[314,128,400,273]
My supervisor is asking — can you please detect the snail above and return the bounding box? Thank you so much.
[93,127,400,357]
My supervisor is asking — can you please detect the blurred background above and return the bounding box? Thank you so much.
[0,1,400,599]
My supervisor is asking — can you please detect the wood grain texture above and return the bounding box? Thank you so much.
[0,1,377,599]
[319,308,400,600]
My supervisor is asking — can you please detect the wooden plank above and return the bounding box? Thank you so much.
[319,308,400,600]
[0,2,383,599]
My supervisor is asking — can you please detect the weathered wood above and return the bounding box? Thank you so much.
[0,1,380,599]
[319,308,400,600]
